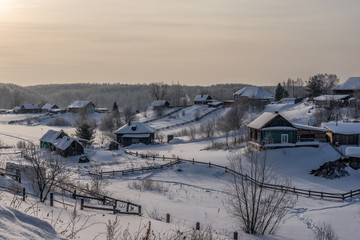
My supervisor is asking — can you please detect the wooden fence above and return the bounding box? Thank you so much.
[118,150,360,201]
[0,167,21,183]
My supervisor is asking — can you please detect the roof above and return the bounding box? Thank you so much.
[233,86,273,99]
[261,126,297,131]
[346,147,360,158]
[313,95,349,101]
[68,101,93,109]
[194,95,211,102]
[54,136,81,151]
[122,134,150,138]
[39,130,65,142]
[322,122,360,134]
[42,103,58,110]
[22,104,40,109]
[114,122,156,135]
[292,123,328,132]
[248,112,278,129]
[333,77,360,91]
[151,100,169,107]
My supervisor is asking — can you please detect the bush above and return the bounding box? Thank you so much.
[47,117,71,126]
[314,222,338,240]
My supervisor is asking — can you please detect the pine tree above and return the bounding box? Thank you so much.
[275,83,289,101]
[75,120,96,146]
[112,101,119,112]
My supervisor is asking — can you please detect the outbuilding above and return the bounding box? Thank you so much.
[114,122,156,146]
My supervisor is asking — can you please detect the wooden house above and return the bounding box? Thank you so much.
[19,104,41,113]
[292,123,328,142]
[234,86,273,103]
[114,122,156,147]
[67,101,95,113]
[345,147,360,169]
[313,95,350,108]
[41,103,60,113]
[248,112,297,148]
[39,130,84,157]
[322,122,360,145]
[194,94,212,105]
[333,77,360,95]
[151,100,170,110]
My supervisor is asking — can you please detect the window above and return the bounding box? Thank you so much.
[281,134,289,143]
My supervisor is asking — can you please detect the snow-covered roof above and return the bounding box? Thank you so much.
[40,130,64,142]
[22,104,40,109]
[114,122,156,135]
[42,103,57,110]
[322,122,360,134]
[233,86,273,99]
[68,101,93,109]
[194,95,211,102]
[261,126,297,131]
[313,95,349,101]
[13,106,20,111]
[54,136,81,151]
[122,134,150,138]
[248,112,291,129]
[333,77,360,91]
[151,100,169,107]
[292,123,328,132]
[345,146,360,158]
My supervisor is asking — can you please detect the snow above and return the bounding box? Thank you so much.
[194,94,211,102]
[261,126,297,130]
[67,100,92,108]
[41,103,57,111]
[333,77,360,90]
[247,112,282,129]
[292,123,328,132]
[322,121,360,134]
[22,104,40,109]
[345,146,360,158]
[0,206,65,240]
[39,129,64,142]
[313,94,349,101]
[233,86,273,99]
[54,136,80,150]
[151,100,169,107]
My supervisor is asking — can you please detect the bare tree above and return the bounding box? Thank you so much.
[200,119,216,143]
[225,147,296,235]
[149,82,169,100]
[123,106,136,124]
[23,145,70,202]
[314,222,338,240]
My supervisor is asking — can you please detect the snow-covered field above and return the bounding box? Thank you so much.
[0,103,359,239]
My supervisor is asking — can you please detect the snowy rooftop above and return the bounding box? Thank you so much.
[53,136,80,150]
[346,146,360,158]
[233,86,273,99]
[333,77,360,91]
[322,121,360,134]
[313,95,349,101]
[22,104,40,109]
[151,100,169,107]
[114,121,156,135]
[68,100,92,108]
[39,130,64,142]
[194,94,211,102]
[42,103,57,110]
[292,123,329,132]
[248,112,289,129]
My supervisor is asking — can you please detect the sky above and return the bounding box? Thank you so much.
[0,0,359,86]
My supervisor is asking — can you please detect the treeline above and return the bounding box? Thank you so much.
[0,82,252,110]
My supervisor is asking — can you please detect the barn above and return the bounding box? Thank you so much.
[67,101,95,113]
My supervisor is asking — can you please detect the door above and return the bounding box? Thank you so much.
[281,134,289,143]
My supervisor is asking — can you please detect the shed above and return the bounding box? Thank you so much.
[292,123,328,142]
[234,86,273,103]
[19,104,41,113]
[345,146,360,169]
[114,122,156,146]
[313,95,350,108]
[53,136,84,157]
[321,122,360,145]
[42,103,59,112]
[151,100,170,109]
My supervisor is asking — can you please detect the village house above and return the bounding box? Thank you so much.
[67,101,95,113]
[193,94,212,105]
[248,112,324,149]
[40,129,84,157]
[17,104,41,114]
[321,122,360,145]
[41,103,60,113]
[114,121,156,147]
[151,100,170,110]
[333,77,360,96]
[345,146,360,170]
[233,86,274,103]
[313,95,350,108]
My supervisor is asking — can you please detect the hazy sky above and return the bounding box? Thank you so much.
[0,0,359,86]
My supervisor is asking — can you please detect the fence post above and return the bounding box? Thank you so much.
[342,194,345,201]
[350,190,353,198]
[163,155,165,160]
[208,162,211,167]
[126,203,130,212]
[225,167,227,173]
[138,205,142,215]
[308,190,311,197]
[193,158,194,164]
[166,213,170,223]
[321,192,323,198]
[80,198,84,210]
[50,193,54,207]
[233,231,238,240]
[136,152,138,156]
[280,185,283,192]
[100,170,103,179]
[196,222,200,230]
[72,190,77,199]
[293,187,295,193]
[153,156,155,160]
[113,205,116,214]
[113,170,115,176]
[22,188,26,201]
[16,169,21,183]
[103,196,106,205]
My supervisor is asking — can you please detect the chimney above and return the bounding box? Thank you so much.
[128,121,131,126]
[274,111,279,114]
